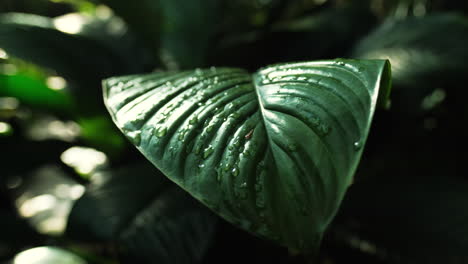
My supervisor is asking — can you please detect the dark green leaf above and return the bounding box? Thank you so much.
[335,151,468,263]
[102,0,223,69]
[0,13,142,112]
[211,5,377,71]
[0,13,128,81]
[103,59,391,252]
[352,13,468,113]
[67,163,217,264]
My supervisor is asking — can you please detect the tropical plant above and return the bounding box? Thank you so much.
[1,0,468,264]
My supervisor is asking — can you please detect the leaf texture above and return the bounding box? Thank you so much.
[103,59,391,251]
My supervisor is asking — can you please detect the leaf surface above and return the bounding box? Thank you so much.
[103,59,391,251]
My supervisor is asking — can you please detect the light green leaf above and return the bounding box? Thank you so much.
[103,59,391,252]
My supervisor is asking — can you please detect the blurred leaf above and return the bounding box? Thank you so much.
[97,0,162,58]
[0,138,71,178]
[352,13,468,114]
[103,59,391,252]
[12,246,87,264]
[0,73,74,113]
[67,163,217,264]
[0,12,142,113]
[211,5,377,71]
[8,165,85,236]
[77,116,126,157]
[0,210,40,261]
[101,0,223,69]
[336,150,468,263]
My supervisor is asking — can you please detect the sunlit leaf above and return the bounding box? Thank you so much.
[67,163,217,264]
[9,165,85,236]
[0,74,73,113]
[103,59,391,252]
[12,247,86,264]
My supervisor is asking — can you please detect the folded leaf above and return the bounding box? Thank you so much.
[103,59,391,252]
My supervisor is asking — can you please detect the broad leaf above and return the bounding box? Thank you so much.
[103,59,391,252]
[67,163,216,264]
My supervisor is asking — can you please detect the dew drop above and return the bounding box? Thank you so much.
[203,145,214,159]
[231,166,239,177]
[189,115,198,125]
[353,140,362,151]
[155,127,167,138]
[127,131,141,145]
[198,163,205,168]
[288,143,298,152]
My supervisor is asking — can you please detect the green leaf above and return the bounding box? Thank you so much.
[103,59,391,252]
[0,13,129,82]
[352,13,468,108]
[12,247,87,264]
[211,5,377,71]
[67,163,217,264]
[0,73,74,113]
[335,150,468,263]
[0,13,143,112]
[102,0,222,69]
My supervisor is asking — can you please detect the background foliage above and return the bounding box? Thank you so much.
[1,0,468,263]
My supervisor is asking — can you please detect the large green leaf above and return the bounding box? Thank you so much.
[67,163,217,264]
[103,59,391,252]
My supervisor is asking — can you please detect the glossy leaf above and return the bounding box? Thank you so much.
[103,59,391,252]
[67,163,217,264]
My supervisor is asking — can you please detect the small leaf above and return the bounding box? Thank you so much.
[67,163,217,264]
[103,59,391,252]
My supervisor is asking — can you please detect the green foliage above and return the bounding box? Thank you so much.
[103,60,390,252]
[1,0,468,263]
